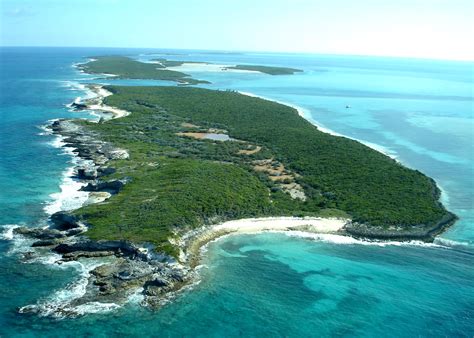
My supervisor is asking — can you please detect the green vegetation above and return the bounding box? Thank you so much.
[74,86,451,253]
[76,159,270,255]
[78,56,209,85]
[224,64,303,75]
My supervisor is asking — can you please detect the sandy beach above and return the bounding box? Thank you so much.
[83,85,130,119]
[212,217,347,233]
[183,217,349,265]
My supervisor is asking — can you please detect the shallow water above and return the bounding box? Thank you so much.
[0,47,473,336]
[161,53,474,244]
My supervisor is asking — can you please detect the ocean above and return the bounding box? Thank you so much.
[0,47,473,337]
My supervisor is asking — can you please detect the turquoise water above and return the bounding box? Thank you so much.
[1,47,473,336]
[154,53,474,244]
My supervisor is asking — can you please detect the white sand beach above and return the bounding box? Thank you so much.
[212,217,347,234]
[184,217,349,264]
[86,85,130,119]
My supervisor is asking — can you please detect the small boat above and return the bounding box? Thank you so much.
[345,105,351,108]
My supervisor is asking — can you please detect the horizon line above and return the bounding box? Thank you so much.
[1,45,473,63]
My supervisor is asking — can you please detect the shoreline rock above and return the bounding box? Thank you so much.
[44,116,192,310]
[70,102,88,111]
[343,212,458,242]
[50,211,81,231]
[16,87,457,317]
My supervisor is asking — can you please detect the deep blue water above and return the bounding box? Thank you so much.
[0,47,473,337]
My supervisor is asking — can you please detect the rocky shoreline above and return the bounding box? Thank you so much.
[343,212,457,242]
[14,85,457,317]
[16,115,345,316]
[15,115,196,315]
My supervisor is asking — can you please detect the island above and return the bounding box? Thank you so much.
[223,64,303,75]
[16,62,456,315]
[77,56,210,85]
[79,56,303,82]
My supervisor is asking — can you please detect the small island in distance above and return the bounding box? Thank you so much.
[223,64,303,75]
[77,56,210,85]
[16,56,456,314]
[79,56,304,84]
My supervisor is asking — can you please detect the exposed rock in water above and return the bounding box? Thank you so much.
[13,224,84,243]
[14,227,65,240]
[53,240,141,258]
[32,239,63,247]
[50,211,80,231]
[20,251,37,262]
[61,250,116,262]
[25,118,190,311]
[78,258,190,306]
[70,102,88,111]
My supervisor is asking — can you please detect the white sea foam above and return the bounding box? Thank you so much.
[0,224,38,255]
[1,225,66,260]
[307,118,397,159]
[43,161,90,215]
[438,184,451,207]
[28,252,63,265]
[3,225,121,318]
[44,78,104,217]
[127,287,145,305]
[38,123,53,136]
[60,81,97,101]
[18,259,120,318]
[359,140,397,159]
[48,133,66,148]
[72,302,121,315]
[0,224,20,241]
[198,222,470,253]
[434,237,472,248]
[7,75,126,318]
[60,80,85,92]
[43,133,93,215]
[283,231,448,249]
[194,264,208,271]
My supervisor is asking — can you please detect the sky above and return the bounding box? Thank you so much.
[1,0,473,60]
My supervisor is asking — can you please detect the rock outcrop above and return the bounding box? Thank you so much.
[70,102,88,111]
[50,211,81,231]
[15,118,190,312]
[343,212,458,241]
